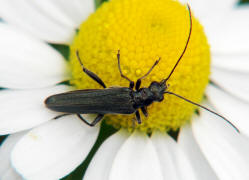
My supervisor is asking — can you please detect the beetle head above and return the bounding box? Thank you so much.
[148,80,168,102]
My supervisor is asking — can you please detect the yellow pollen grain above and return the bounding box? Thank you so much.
[69,0,210,132]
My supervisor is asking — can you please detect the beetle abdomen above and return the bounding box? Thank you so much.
[45,88,136,114]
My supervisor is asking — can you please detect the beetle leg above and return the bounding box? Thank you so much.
[91,114,105,126]
[77,114,104,127]
[76,51,106,88]
[135,57,161,90]
[141,107,148,117]
[135,111,141,124]
[117,50,135,89]
[53,113,71,120]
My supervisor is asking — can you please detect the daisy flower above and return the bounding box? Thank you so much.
[0,0,249,179]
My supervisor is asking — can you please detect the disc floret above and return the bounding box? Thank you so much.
[70,0,210,132]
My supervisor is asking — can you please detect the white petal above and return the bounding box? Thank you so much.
[1,170,22,180]
[151,132,181,180]
[184,0,236,12]
[175,142,204,180]
[0,85,70,135]
[11,115,99,180]
[32,0,95,29]
[84,130,129,180]
[178,125,219,180]
[0,132,26,180]
[179,1,249,54]
[109,131,164,180]
[0,24,69,89]
[192,108,249,180]
[0,0,94,43]
[179,0,236,23]
[212,54,249,72]
[211,67,249,102]
[207,85,249,137]
[152,131,213,180]
[209,7,249,54]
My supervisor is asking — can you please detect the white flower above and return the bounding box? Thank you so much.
[0,0,249,180]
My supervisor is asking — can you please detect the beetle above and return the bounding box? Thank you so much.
[45,5,239,132]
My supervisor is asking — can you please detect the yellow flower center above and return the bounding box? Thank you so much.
[69,0,210,132]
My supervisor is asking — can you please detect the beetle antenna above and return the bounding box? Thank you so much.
[164,4,192,83]
[164,91,240,133]
[76,50,84,67]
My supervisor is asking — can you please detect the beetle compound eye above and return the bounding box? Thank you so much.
[69,0,210,133]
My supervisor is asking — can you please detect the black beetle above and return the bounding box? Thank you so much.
[45,5,239,132]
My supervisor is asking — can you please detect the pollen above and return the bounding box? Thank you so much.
[69,0,210,132]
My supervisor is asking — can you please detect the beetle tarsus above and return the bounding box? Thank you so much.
[77,114,104,126]
[135,111,141,124]
[141,106,148,117]
[53,113,71,120]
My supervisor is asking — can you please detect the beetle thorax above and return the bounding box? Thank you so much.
[133,81,166,109]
